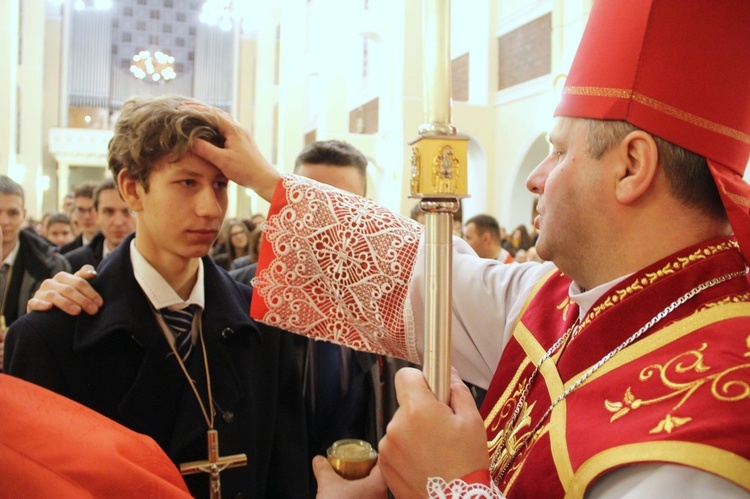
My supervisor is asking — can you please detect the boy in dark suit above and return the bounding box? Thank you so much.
[0,176,70,370]
[5,95,309,498]
[63,177,135,270]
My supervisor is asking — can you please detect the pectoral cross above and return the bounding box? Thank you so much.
[180,429,247,499]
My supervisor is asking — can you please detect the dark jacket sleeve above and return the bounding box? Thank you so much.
[64,250,90,274]
[4,310,74,395]
[15,251,72,323]
[267,326,311,498]
[50,253,72,275]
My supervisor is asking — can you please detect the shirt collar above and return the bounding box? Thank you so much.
[130,239,205,311]
[102,239,114,260]
[569,273,633,322]
[2,240,20,267]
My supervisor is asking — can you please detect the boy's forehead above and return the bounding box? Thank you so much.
[159,154,227,179]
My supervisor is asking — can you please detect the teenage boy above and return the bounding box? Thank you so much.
[64,177,135,269]
[60,181,98,254]
[44,212,75,248]
[4,95,309,498]
[0,176,71,370]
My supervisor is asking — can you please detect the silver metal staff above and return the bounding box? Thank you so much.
[409,0,468,404]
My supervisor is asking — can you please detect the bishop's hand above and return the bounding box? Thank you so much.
[378,367,490,498]
[180,102,281,203]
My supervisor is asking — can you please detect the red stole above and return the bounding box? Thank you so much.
[480,237,750,497]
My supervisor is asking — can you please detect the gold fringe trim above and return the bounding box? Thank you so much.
[563,86,750,146]
[725,190,750,209]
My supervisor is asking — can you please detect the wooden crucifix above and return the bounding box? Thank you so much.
[180,429,247,499]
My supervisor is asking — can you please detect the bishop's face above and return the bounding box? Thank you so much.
[526,117,611,280]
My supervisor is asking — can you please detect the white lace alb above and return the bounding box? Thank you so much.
[253,175,423,363]
[427,476,504,498]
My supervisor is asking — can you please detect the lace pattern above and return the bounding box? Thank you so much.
[253,174,423,363]
[427,477,504,498]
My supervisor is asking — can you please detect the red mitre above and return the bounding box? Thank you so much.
[555,0,750,260]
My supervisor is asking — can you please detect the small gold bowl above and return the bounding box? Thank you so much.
[326,439,378,480]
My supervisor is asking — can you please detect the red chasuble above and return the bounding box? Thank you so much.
[0,374,191,497]
[482,238,750,497]
[252,176,750,497]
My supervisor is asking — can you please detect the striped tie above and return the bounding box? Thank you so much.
[161,305,197,360]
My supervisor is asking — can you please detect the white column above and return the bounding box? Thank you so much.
[277,0,307,173]
[315,0,350,137]
[57,162,70,211]
[43,7,65,214]
[251,8,277,161]
[247,5,281,217]
[0,0,20,176]
[17,0,46,216]
[234,27,258,218]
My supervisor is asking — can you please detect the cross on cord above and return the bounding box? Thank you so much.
[179,429,247,499]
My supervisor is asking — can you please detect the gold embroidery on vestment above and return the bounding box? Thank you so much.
[557,296,573,322]
[604,341,750,432]
[579,241,738,333]
[488,400,537,480]
[649,414,692,434]
[485,250,746,493]
[704,291,750,309]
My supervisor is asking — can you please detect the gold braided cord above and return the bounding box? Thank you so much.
[725,190,750,209]
[562,86,750,145]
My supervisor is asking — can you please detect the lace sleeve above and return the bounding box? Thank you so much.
[427,476,505,498]
[250,174,423,363]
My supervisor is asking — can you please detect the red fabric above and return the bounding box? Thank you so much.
[554,0,750,260]
[708,159,750,272]
[480,237,750,496]
[0,374,190,498]
[459,468,493,487]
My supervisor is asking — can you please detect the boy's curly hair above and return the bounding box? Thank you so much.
[108,95,225,190]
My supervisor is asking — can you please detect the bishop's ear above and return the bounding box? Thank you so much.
[614,130,659,205]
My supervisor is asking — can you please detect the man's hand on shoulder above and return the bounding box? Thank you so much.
[27,265,103,316]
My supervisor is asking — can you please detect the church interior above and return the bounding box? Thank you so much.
[12,0,745,230]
